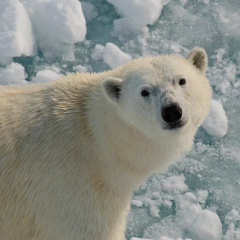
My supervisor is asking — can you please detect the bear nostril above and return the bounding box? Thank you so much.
[161,105,182,124]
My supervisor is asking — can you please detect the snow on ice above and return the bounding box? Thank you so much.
[102,43,132,69]
[0,63,27,85]
[91,44,105,61]
[20,0,86,61]
[0,0,86,63]
[202,100,228,137]
[107,0,171,35]
[32,70,61,84]
[91,43,132,69]
[0,0,35,65]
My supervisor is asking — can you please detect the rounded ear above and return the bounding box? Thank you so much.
[187,47,208,74]
[101,77,122,104]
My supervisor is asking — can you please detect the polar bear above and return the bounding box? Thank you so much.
[0,48,211,240]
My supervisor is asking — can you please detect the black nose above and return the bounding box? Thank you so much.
[161,105,182,123]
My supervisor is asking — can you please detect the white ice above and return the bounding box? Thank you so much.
[224,209,240,240]
[20,0,86,61]
[32,70,62,84]
[131,238,192,240]
[188,209,222,240]
[209,49,238,95]
[0,0,35,65]
[202,99,228,137]
[131,174,222,240]
[91,44,105,61]
[102,43,132,69]
[131,175,188,221]
[0,63,27,85]
[131,238,151,240]
[107,0,171,35]
[176,192,222,240]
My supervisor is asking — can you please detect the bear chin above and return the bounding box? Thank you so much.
[163,119,187,130]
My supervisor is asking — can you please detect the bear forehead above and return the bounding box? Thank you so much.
[121,55,193,85]
[150,55,195,77]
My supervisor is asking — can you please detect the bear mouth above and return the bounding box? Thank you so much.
[164,120,186,130]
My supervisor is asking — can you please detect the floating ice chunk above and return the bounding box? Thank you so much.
[160,237,192,240]
[202,100,228,137]
[233,81,240,88]
[32,70,61,83]
[21,0,86,61]
[0,63,27,85]
[91,44,105,61]
[177,192,202,229]
[160,237,176,240]
[188,209,222,240]
[196,190,208,204]
[162,175,188,195]
[198,0,209,4]
[217,80,231,94]
[131,200,143,207]
[72,65,92,72]
[176,191,222,240]
[224,62,237,83]
[130,237,192,240]
[0,0,35,65]
[224,223,240,240]
[209,49,237,94]
[107,0,171,35]
[225,209,240,225]
[130,238,151,240]
[103,43,132,69]
[81,2,98,21]
[107,0,161,25]
[224,210,240,240]
[50,66,61,74]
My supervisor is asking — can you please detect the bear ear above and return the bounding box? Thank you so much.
[187,47,208,74]
[101,77,122,104]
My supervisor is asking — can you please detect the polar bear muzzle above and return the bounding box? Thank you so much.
[161,104,185,129]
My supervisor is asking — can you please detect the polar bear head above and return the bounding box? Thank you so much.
[102,48,212,139]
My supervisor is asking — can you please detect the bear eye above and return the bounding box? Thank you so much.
[141,89,150,97]
[179,78,186,86]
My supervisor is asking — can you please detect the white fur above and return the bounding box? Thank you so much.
[0,48,211,240]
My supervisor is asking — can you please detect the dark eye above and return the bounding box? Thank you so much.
[179,78,186,86]
[141,89,150,97]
